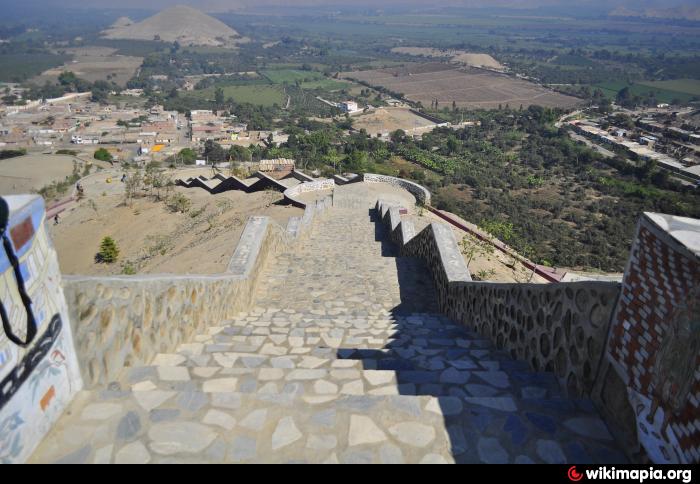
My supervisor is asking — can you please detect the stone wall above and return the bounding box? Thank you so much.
[594,213,700,464]
[0,195,83,464]
[377,199,700,463]
[363,174,431,206]
[64,196,333,388]
[376,200,620,400]
[283,179,335,209]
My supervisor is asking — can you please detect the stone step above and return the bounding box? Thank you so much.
[30,390,623,464]
[227,311,452,324]
[208,323,486,339]
[119,365,564,400]
[152,347,530,373]
[195,334,496,353]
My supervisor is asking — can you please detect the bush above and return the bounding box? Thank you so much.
[97,237,119,264]
[94,148,113,162]
[0,149,26,160]
[167,193,191,213]
[121,261,137,275]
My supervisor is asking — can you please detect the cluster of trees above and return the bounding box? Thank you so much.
[24,71,118,104]
[246,104,699,271]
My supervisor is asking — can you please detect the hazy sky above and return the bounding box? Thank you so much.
[2,0,697,11]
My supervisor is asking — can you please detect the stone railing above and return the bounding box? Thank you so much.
[363,174,431,206]
[376,200,620,398]
[64,195,333,388]
[283,179,335,209]
[377,200,700,463]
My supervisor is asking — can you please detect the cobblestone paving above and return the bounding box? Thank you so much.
[30,184,626,464]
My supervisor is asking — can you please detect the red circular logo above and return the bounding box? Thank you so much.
[568,466,584,482]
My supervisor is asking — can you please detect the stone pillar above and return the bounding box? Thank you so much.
[597,213,700,464]
[0,195,82,463]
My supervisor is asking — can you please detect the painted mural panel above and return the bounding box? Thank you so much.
[0,195,82,463]
[607,214,700,464]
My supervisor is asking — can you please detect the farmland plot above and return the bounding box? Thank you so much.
[342,63,580,110]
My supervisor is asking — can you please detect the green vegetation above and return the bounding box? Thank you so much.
[189,84,285,107]
[0,149,27,160]
[595,81,698,105]
[97,237,120,264]
[261,69,324,84]
[247,106,700,272]
[637,79,700,97]
[94,148,113,162]
[0,53,71,83]
[167,193,192,214]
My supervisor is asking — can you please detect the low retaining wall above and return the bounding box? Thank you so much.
[65,196,333,388]
[376,200,620,399]
[427,207,565,283]
[283,179,335,209]
[363,174,431,206]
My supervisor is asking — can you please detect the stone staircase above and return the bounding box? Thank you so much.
[29,185,626,464]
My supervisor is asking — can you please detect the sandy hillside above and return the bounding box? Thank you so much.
[50,168,302,276]
[102,5,248,47]
[0,154,92,196]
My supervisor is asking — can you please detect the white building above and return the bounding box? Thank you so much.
[340,101,359,113]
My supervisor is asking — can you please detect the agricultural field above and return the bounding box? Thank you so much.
[261,69,325,84]
[594,80,700,104]
[637,79,700,98]
[261,69,351,91]
[33,47,142,87]
[342,63,580,110]
[391,47,506,71]
[189,84,286,107]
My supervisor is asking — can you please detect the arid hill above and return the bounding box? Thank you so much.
[102,5,248,47]
[610,5,700,21]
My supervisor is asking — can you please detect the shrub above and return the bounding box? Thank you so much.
[167,193,191,213]
[97,237,119,264]
[121,262,137,275]
[94,148,113,162]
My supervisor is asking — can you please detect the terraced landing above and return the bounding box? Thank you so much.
[30,184,626,464]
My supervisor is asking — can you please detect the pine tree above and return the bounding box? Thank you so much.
[98,237,120,264]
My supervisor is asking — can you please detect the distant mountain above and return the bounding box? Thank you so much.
[102,5,248,47]
[610,4,700,21]
[109,17,135,29]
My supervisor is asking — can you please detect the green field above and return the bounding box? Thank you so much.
[190,84,286,107]
[300,79,352,91]
[594,81,697,104]
[261,69,325,84]
[637,79,700,97]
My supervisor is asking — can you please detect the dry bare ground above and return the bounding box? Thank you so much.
[37,47,143,87]
[50,167,301,276]
[0,154,99,195]
[352,108,438,135]
[391,47,506,70]
[342,63,580,110]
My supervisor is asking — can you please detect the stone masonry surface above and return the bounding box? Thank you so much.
[30,184,625,463]
[376,200,621,399]
[605,214,700,464]
[63,197,333,388]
